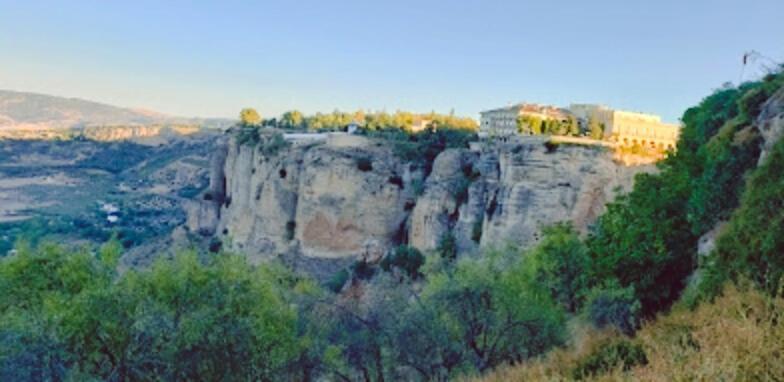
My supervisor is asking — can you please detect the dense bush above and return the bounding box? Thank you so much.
[584,282,642,335]
[325,268,349,293]
[437,232,458,261]
[380,245,425,279]
[236,126,261,146]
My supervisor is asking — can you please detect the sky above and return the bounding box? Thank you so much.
[0,0,782,123]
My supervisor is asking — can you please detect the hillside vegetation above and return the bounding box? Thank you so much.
[477,283,784,381]
[474,69,784,380]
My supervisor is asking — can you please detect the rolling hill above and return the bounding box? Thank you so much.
[0,90,232,130]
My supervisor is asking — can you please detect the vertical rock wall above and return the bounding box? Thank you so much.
[191,135,652,268]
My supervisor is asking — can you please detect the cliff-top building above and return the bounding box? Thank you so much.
[480,102,680,150]
[569,104,680,150]
[479,103,570,136]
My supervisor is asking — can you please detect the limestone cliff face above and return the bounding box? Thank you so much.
[409,138,649,253]
[194,134,651,266]
[201,135,419,264]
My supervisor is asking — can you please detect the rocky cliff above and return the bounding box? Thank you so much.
[190,133,652,274]
[757,87,784,164]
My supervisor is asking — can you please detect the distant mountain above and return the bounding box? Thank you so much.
[0,90,233,130]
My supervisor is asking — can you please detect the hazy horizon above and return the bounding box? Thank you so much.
[1,0,782,123]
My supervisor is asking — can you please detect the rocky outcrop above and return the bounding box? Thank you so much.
[409,138,649,253]
[757,87,784,164]
[408,149,478,252]
[198,133,652,268]
[184,137,228,236]
[202,134,420,265]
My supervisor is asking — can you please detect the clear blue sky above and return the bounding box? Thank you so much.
[1,0,782,122]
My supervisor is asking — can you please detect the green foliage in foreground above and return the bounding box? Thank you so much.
[0,238,568,381]
[0,241,298,381]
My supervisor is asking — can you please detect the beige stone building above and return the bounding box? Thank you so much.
[610,110,679,150]
[479,103,569,136]
[569,104,680,150]
[481,102,680,149]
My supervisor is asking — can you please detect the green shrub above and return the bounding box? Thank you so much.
[572,339,647,379]
[351,260,376,280]
[325,269,349,293]
[584,282,641,335]
[437,232,458,261]
[380,245,425,279]
[237,126,261,146]
[259,132,289,156]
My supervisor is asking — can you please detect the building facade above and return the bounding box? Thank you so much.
[480,103,569,136]
[481,102,680,150]
[609,110,679,150]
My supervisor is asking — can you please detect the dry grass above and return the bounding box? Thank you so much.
[475,283,784,381]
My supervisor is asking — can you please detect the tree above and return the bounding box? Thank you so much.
[381,245,425,279]
[422,249,566,372]
[516,115,530,134]
[589,117,604,139]
[526,223,590,312]
[530,116,543,135]
[280,110,304,129]
[239,108,262,127]
[567,116,580,136]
